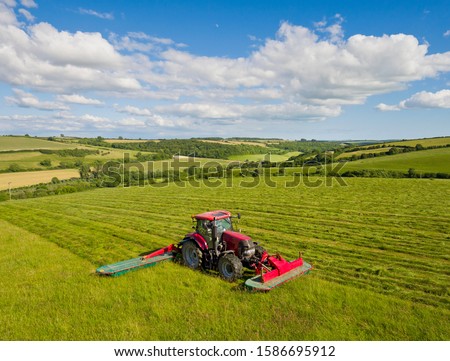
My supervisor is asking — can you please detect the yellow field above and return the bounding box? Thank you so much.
[0,169,80,190]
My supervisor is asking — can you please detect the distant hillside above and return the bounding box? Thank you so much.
[341,147,450,174]
[0,136,77,151]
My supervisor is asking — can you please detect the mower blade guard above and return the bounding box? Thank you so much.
[245,254,312,292]
[96,244,177,277]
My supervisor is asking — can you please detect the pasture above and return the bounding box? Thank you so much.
[229,151,300,162]
[341,147,450,173]
[0,177,448,340]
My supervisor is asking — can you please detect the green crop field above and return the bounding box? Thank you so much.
[341,147,450,173]
[0,177,448,340]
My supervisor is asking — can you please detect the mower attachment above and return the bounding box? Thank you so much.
[245,254,313,292]
[96,244,177,277]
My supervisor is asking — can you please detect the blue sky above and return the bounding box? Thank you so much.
[0,0,449,140]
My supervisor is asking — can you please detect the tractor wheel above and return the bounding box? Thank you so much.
[182,240,202,269]
[218,254,243,282]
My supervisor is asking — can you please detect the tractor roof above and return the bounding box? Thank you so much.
[194,210,231,221]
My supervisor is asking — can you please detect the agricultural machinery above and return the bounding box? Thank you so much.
[96,210,312,291]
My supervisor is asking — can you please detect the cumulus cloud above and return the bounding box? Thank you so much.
[444,30,450,37]
[1,4,450,132]
[376,89,450,111]
[0,5,140,92]
[5,89,68,110]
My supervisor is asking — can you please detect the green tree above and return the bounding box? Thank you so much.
[79,164,91,179]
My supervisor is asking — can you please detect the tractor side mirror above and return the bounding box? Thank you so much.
[237,213,241,219]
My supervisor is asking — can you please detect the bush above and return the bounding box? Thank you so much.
[51,177,61,184]
[40,159,52,167]
[8,163,23,172]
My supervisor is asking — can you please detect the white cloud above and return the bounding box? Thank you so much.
[402,89,450,109]
[117,117,147,127]
[0,0,17,7]
[78,8,113,20]
[18,8,34,21]
[114,104,153,116]
[376,89,450,111]
[444,30,450,37]
[0,2,18,24]
[20,0,37,8]
[0,6,450,132]
[80,114,116,129]
[375,103,402,111]
[109,32,183,54]
[57,94,104,105]
[0,13,141,92]
[5,89,68,110]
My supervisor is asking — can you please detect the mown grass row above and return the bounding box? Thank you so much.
[0,219,448,340]
[0,177,448,310]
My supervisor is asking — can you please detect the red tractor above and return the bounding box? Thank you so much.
[97,210,312,291]
[180,210,262,281]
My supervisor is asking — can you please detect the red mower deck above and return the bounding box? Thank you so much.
[244,261,312,291]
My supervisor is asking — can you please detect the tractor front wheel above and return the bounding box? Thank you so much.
[218,254,243,282]
[182,240,202,269]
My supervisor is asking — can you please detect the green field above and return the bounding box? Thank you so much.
[336,147,392,159]
[0,136,154,172]
[229,152,300,162]
[387,137,450,147]
[0,177,448,340]
[0,136,79,151]
[341,147,450,173]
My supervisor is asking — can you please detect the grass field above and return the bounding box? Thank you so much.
[0,169,80,190]
[386,137,450,147]
[0,136,78,151]
[336,147,392,159]
[229,152,300,162]
[0,136,153,172]
[0,177,448,340]
[341,147,450,173]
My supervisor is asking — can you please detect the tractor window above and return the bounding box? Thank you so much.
[197,220,212,240]
[215,218,232,233]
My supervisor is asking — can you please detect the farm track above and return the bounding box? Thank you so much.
[0,177,448,309]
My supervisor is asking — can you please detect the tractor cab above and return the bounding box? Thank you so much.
[193,210,235,249]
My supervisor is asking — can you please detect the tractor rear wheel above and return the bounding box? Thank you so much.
[218,254,243,282]
[182,240,202,269]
